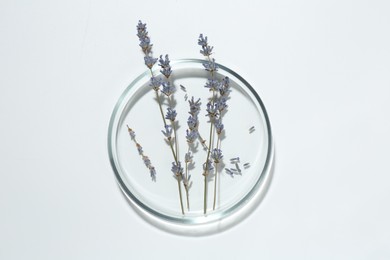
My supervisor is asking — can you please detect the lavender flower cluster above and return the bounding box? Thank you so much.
[129,21,246,215]
[127,125,156,181]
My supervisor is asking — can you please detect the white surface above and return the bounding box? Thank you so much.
[1,0,389,259]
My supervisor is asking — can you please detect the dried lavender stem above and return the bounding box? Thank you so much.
[168,96,179,159]
[184,147,190,210]
[150,70,183,214]
[177,175,184,215]
[202,53,216,214]
[203,117,214,214]
[213,134,221,210]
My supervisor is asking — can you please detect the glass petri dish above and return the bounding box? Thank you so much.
[108,59,274,236]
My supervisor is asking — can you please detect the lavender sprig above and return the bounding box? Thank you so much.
[127,125,156,181]
[136,21,184,214]
[198,33,219,214]
[183,93,202,210]
[159,55,179,164]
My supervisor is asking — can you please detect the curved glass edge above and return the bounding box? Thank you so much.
[107,59,274,230]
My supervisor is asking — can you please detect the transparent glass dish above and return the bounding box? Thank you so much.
[108,59,274,236]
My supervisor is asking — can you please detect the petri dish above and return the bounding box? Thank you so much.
[108,59,274,236]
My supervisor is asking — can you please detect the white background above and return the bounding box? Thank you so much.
[1,0,389,259]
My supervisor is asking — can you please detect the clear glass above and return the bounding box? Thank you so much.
[108,59,274,235]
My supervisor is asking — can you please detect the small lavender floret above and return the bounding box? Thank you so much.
[188,96,201,115]
[142,155,151,168]
[158,54,172,78]
[161,81,175,96]
[215,119,224,135]
[149,166,156,181]
[186,129,198,143]
[198,34,213,56]
[187,115,198,130]
[220,76,231,96]
[161,125,173,139]
[127,126,136,140]
[205,79,220,92]
[216,97,228,112]
[136,143,143,154]
[185,152,193,163]
[136,21,147,35]
[165,107,177,121]
[206,101,219,118]
[149,76,162,91]
[225,168,234,177]
[139,36,152,53]
[171,161,183,177]
[200,45,213,56]
[230,157,240,163]
[203,159,214,174]
[144,55,158,69]
[202,58,218,73]
[235,163,242,173]
[211,148,223,163]
[198,34,208,47]
[136,21,148,39]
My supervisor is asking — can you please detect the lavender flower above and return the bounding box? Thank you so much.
[186,129,198,143]
[187,115,198,130]
[198,34,213,56]
[185,152,193,163]
[225,168,234,177]
[165,107,177,121]
[127,126,136,140]
[171,161,183,177]
[230,157,240,163]
[161,125,173,140]
[205,79,220,92]
[139,36,152,54]
[220,76,231,96]
[211,148,223,163]
[127,125,156,181]
[149,76,162,91]
[188,97,201,115]
[198,34,208,47]
[206,101,219,118]
[161,81,175,96]
[136,20,147,38]
[202,58,218,73]
[203,159,214,175]
[158,54,172,78]
[149,166,156,181]
[136,21,154,56]
[200,45,213,56]
[142,155,151,168]
[136,143,143,155]
[215,119,224,135]
[144,55,158,69]
[215,97,228,112]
